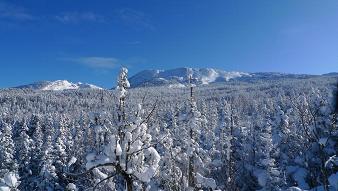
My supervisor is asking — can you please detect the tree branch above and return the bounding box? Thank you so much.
[66,162,117,177]
[127,133,168,157]
[93,173,116,191]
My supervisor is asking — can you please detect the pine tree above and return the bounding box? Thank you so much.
[183,69,215,190]
[221,100,236,190]
[0,120,18,176]
[39,135,59,190]
[254,105,281,191]
[14,119,33,190]
[28,115,44,181]
[85,67,161,191]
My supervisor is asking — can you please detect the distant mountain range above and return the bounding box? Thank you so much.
[14,80,102,91]
[128,67,328,88]
[11,68,337,91]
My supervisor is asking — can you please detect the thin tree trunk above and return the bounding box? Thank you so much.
[188,156,194,188]
[125,174,133,191]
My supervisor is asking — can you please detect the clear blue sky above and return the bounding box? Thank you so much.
[0,0,337,88]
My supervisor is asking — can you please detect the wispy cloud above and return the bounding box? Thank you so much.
[116,8,155,30]
[71,57,120,69]
[55,12,105,24]
[126,41,141,45]
[0,2,155,30]
[66,56,147,70]
[0,1,35,21]
[0,2,106,24]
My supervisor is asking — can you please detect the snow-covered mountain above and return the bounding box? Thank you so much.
[128,67,321,88]
[11,68,335,90]
[14,80,102,91]
[129,67,252,88]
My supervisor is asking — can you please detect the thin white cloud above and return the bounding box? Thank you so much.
[0,2,35,21]
[126,41,141,45]
[74,57,119,69]
[0,2,105,24]
[116,8,155,30]
[0,2,154,30]
[66,56,146,70]
[55,12,105,24]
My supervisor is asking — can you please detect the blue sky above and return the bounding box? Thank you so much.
[0,0,337,88]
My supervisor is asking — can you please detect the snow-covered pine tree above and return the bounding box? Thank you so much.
[183,69,216,190]
[54,115,69,171]
[73,117,86,165]
[305,88,337,190]
[0,119,20,191]
[69,116,90,189]
[289,90,336,189]
[54,133,68,187]
[27,114,44,189]
[39,135,59,190]
[254,104,281,191]
[220,100,237,190]
[158,128,183,191]
[14,119,33,190]
[84,67,161,191]
[271,105,290,189]
[0,120,18,178]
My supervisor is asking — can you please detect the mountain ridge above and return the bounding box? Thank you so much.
[128,67,332,88]
[14,80,102,91]
[129,67,252,88]
[10,68,337,90]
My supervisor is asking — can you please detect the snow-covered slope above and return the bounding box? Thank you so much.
[128,67,321,88]
[129,67,251,88]
[15,80,102,91]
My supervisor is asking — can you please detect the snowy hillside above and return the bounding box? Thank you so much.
[129,67,251,87]
[128,67,322,88]
[14,80,102,91]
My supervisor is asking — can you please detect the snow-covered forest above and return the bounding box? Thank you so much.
[0,68,337,191]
